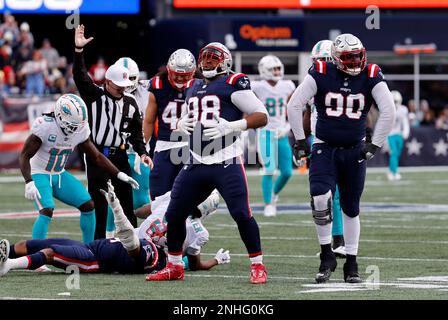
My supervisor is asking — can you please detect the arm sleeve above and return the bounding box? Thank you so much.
[286,74,317,140]
[128,102,148,156]
[230,90,268,115]
[73,51,101,102]
[371,82,396,147]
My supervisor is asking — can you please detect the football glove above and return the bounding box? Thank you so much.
[117,172,139,190]
[292,139,310,166]
[176,112,195,135]
[203,115,247,140]
[214,248,230,265]
[360,143,380,161]
[24,181,41,201]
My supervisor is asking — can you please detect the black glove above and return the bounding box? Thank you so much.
[293,139,310,166]
[360,143,379,161]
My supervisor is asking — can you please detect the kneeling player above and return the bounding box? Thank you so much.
[0,181,165,276]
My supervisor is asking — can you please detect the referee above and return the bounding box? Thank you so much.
[73,24,153,239]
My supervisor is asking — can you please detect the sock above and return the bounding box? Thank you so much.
[315,223,332,245]
[182,256,189,270]
[346,254,357,264]
[261,175,273,204]
[8,252,47,270]
[106,206,115,233]
[250,254,263,265]
[331,187,343,236]
[167,253,183,266]
[320,243,332,255]
[9,245,18,259]
[80,210,96,244]
[32,214,52,239]
[343,213,360,256]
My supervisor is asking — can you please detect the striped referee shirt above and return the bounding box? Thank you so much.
[73,51,147,156]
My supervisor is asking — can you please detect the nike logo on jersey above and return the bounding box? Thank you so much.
[224,163,231,168]
[358,159,365,163]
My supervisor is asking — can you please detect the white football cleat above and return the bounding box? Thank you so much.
[387,172,395,181]
[0,239,10,264]
[394,173,402,181]
[199,189,220,220]
[273,193,279,204]
[264,204,277,217]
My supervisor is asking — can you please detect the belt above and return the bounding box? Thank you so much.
[98,145,127,157]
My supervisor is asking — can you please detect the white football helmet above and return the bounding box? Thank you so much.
[198,42,232,78]
[166,49,196,90]
[311,40,333,63]
[258,55,284,82]
[54,94,88,135]
[114,57,140,92]
[391,90,403,106]
[332,34,367,76]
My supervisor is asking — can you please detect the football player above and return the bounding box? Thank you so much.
[287,34,395,283]
[146,42,269,284]
[0,181,165,276]
[387,90,410,181]
[306,40,345,257]
[142,48,220,219]
[135,191,230,271]
[104,57,152,238]
[19,94,139,244]
[252,55,295,217]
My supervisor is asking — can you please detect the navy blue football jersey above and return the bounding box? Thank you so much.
[310,61,384,147]
[87,238,164,274]
[148,76,187,142]
[184,73,250,156]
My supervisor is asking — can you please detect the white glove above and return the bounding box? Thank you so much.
[176,112,195,135]
[203,115,247,140]
[214,248,230,265]
[133,153,142,175]
[117,172,139,190]
[25,181,41,201]
[100,180,119,209]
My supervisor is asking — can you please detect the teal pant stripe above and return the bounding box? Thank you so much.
[388,134,404,174]
[332,186,343,236]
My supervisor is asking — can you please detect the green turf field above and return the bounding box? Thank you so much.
[1,168,448,300]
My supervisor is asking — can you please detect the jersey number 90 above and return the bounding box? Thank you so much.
[325,93,365,120]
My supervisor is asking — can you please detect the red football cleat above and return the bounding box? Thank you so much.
[250,263,267,284]
[146,262,184,281]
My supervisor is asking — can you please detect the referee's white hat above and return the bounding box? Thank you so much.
[105,64,134,87]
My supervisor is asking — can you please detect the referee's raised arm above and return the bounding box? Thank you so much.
[73,24,101,101]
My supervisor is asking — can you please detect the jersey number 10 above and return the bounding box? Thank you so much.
[325,93,365,120]
[45,148,72,172]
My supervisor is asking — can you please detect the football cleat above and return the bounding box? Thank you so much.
[264,204,277,217]
[343,261,362,283]
[315,252,337,283]
[387,172,395,181]
[394,173,402,181]
[0,239,10,264]
[250,263,267,284]
[145,262,184,281]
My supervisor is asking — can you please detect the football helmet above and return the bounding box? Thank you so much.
[391,90,403,106]
[198,42,232,79]
[332,34,366,76]
[54,94,88,135]
[115,57,140,92]
[258,55,284,82]
[311,40,333,63]
[166,49,196,90]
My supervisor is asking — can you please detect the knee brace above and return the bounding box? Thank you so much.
[311,190,333,225]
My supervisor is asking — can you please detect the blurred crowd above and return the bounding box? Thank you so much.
[407,99,448,130]
[0,13,108,97]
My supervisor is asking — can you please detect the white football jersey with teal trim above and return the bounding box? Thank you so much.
[30,116,90,174]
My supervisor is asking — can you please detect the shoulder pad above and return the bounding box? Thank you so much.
[227,73,251,90]
[186,79,196,88]
[367,64,380,78]
[313,60,327,74]
[149,76,163,90]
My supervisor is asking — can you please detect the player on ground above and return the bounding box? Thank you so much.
[104,57,151,238]
[306,40,345,257]
[19,94,139,244]
[146,42,269,284]
[0,182,163,277]
[387,90,410,181]
[142,49,219,218]
[287,34,395,283]
[252,55,295,217]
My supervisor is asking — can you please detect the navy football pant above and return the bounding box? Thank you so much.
[309,143,366,218]
[26,238,99,272]
[150,147,189,201]
[166,156,262,257]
